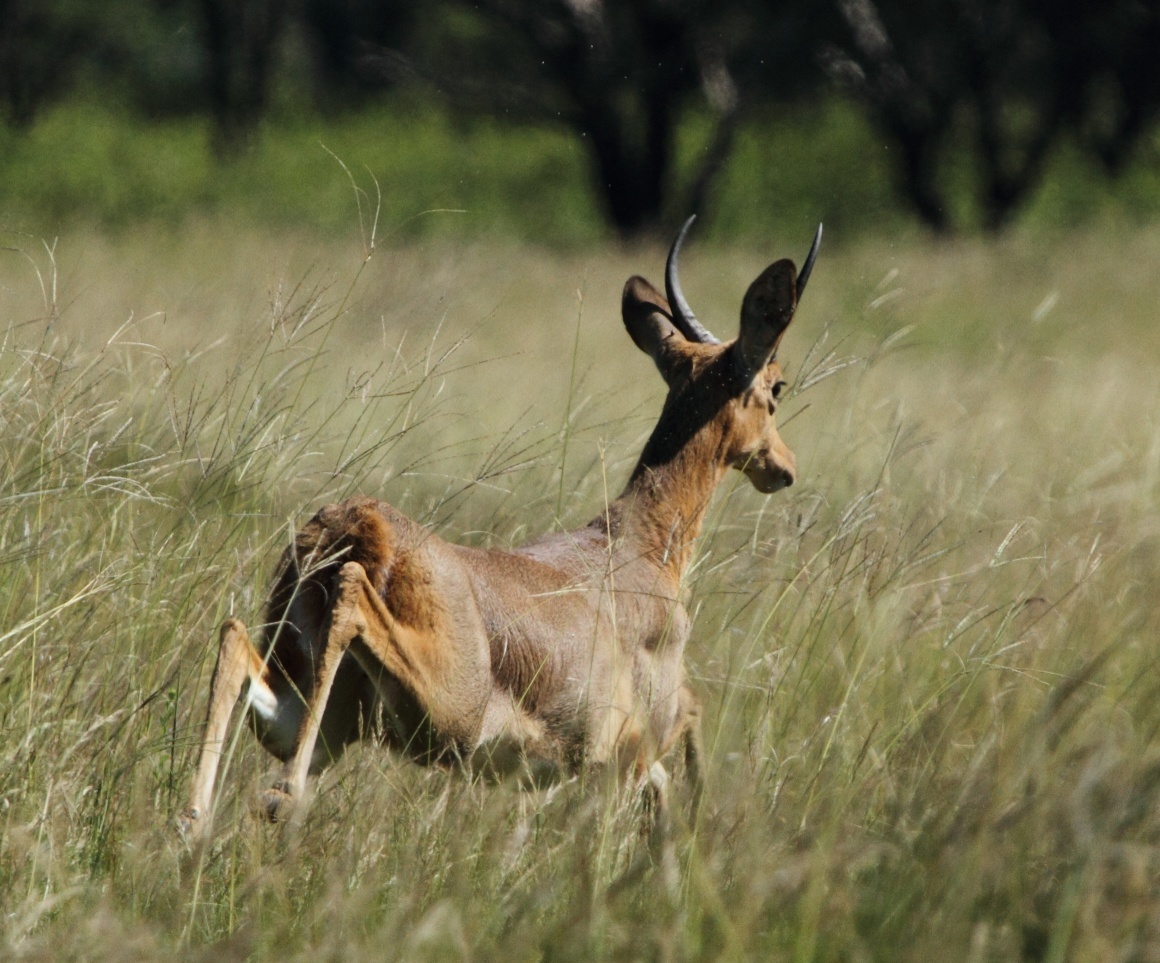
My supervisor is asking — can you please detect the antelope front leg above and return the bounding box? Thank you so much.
[646,682,704,813]
[179,618,267,841]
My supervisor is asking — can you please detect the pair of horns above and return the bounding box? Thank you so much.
[664,215,823,347]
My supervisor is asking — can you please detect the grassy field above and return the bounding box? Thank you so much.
[1,217,1160,961]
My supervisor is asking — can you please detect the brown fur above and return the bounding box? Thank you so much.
[179,251,809,839]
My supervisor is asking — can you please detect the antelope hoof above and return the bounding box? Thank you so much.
[643,762,672,830]
[258,785,295,823]
[176,806,204,843]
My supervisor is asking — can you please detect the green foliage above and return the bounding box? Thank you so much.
[0,99,606,243]
[2,95,1157,247]
[4,0,1159,234]
[704,99,907,243]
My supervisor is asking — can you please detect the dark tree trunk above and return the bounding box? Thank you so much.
[0,0,89,128]
[576,88,674,235]
[891,121,950,233]
[197,0,286,155]
[975,93,1062,232]
[448,0,747,237]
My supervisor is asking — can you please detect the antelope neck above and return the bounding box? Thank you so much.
[610,405,730,578]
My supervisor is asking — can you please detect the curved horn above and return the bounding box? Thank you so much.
[665,215,721,345]
[795,222,823,300]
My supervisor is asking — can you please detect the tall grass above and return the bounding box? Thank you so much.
[1,222,1160,960]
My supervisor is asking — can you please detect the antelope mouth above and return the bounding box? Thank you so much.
[737,457,795,494]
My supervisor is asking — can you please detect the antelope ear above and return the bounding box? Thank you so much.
[622,275,687,385]
[736,259,797,379]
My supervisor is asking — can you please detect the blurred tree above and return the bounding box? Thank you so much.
[394,0,831,236]
[823,0,1057,231]
[0,0,291,148]
[0,0,97,126]
[301,0,417,105]
[1035,0,1160,177]
[2,0,1159,235]
[824,0,1160,232]
[188,0,288,153]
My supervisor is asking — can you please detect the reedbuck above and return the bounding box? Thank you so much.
[179,217,821,840]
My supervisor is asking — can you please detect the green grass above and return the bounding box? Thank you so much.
[2,220,1160,960]
[0,99,605,244]
[0,96,913,245]
[5,95,1160,247]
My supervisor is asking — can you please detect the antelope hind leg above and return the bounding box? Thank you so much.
[258,584,360,824]
[676,683,704,812]
[260,561,441,823]
[179,618,275,841]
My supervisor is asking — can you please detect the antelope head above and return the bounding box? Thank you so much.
[622,216,822,494]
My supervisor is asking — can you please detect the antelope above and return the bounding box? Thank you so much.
[178,216,822,840]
